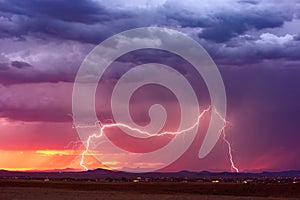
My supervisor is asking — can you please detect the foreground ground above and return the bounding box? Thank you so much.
[0,180,299,200]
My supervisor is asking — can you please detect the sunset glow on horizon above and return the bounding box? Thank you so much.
[0,0,299,172]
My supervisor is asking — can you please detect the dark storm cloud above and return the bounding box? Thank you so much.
[238,0,258,5]
[0,56,80,85]
[0,0,296,44]
[0,0,299,85]
[0,0,122,24]
[160,1,295,42]
[0,70,75,85]
[161,3,213,28]
[0,61,32,72]
[11,61,32,68]
[0,0,134,43]
[294,33,300,41]
[198,9,293,42]
[200,32,300,65]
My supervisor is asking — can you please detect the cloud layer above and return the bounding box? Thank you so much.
[0,0,299,171]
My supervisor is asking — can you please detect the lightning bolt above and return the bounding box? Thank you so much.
[75,106,239,172]
[214,109,239,173]
[222,129,239,173]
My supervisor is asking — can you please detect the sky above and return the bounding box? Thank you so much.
[0,0,300,172]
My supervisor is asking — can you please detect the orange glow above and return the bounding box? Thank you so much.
[0,149,103,171]
[35,150,77,156]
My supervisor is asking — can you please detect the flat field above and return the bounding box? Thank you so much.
[0,180,299,200]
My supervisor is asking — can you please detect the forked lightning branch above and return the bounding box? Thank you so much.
[72,27,237,173]
[77,106,239,172]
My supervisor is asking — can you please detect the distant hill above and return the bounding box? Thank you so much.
[0,168,299,181]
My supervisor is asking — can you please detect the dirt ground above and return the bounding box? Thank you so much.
[0,180,299,200]
[1,187,299,200]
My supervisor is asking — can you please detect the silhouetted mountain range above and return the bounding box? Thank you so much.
[0,168,299,181]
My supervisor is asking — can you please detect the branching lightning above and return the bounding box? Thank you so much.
[72,106,239,172]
